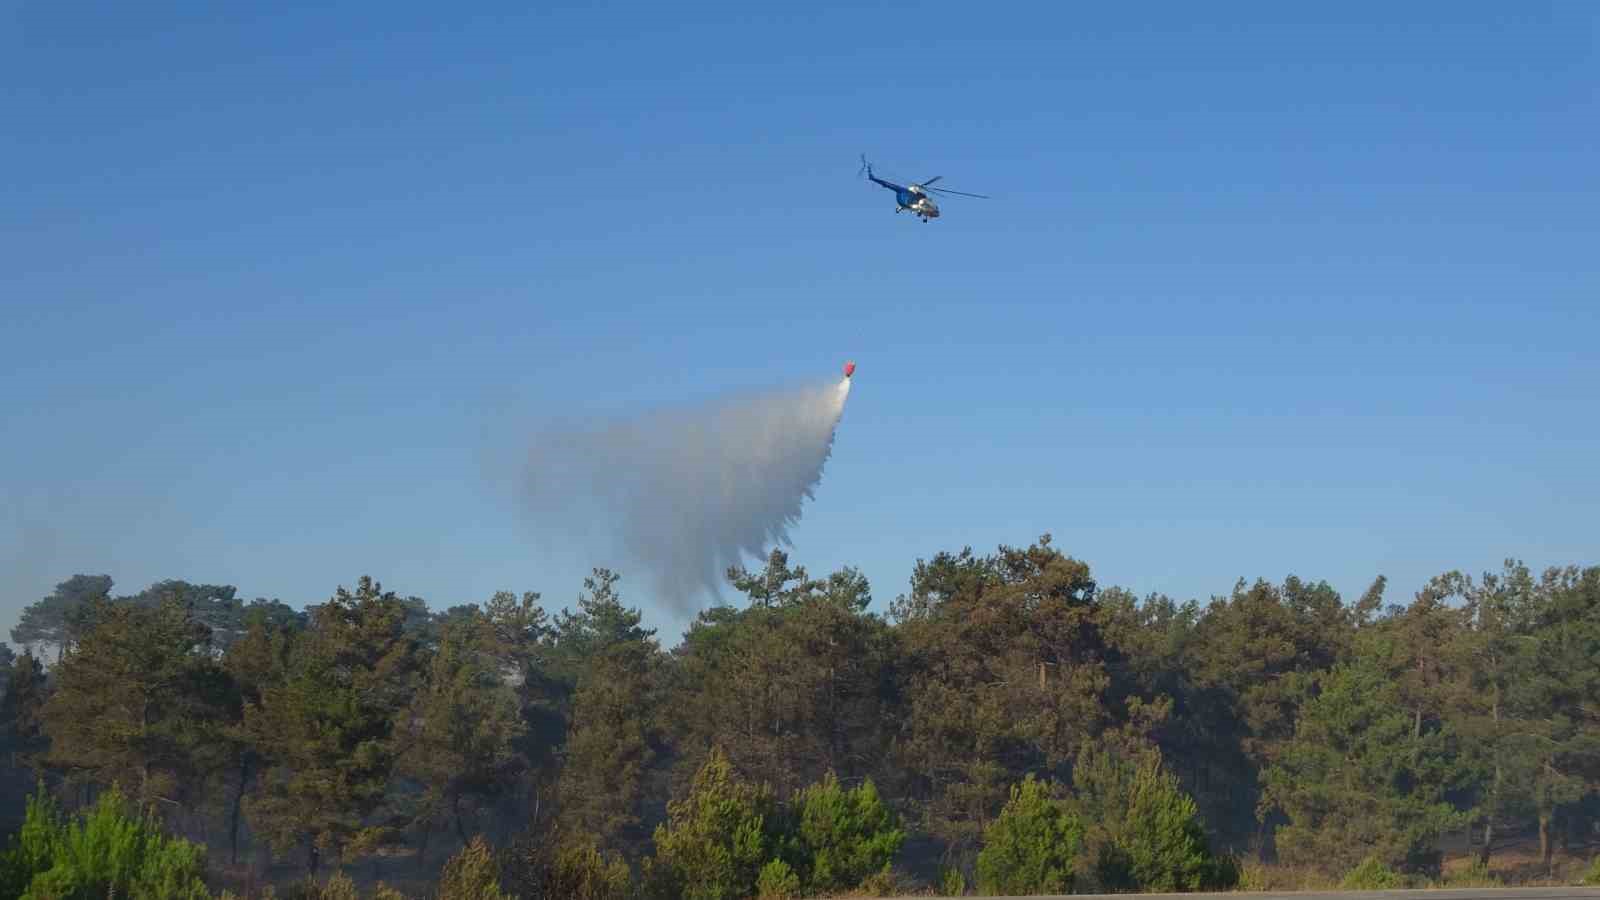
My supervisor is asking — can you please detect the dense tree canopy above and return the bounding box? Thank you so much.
[2,541,1599,897]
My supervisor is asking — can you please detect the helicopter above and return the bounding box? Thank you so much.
[859,154,988,222]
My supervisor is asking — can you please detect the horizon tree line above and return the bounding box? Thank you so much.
[0,535,1596,894]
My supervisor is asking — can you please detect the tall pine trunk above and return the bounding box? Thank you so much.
[1540,811,1553,872]
[418,818,433,873]
[828,663,839,774]
[1478,759,1501,867]
[1478,686,1502,866]
[229,757,250,865]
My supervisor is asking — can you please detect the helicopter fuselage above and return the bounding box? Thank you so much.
[860,156,985,222]
[869,174,939,220]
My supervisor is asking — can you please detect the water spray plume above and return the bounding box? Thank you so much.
[520,364,854,613]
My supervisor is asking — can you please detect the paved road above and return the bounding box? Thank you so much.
[886,888,1600,900]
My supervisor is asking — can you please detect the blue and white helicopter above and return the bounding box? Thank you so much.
[859,155,988,222]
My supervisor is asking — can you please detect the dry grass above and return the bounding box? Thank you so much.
[1237,862,1338,892]
[1434,834,1598,887]
[200,833,1600,898]
[1227,835,1600,894]
[204,860,438,900]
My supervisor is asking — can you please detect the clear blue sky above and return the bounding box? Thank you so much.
[4,2,1596,644]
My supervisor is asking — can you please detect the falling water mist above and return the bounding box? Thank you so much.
[518,375,852,614]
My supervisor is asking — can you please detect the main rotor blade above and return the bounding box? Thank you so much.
[922,175,943,186]
[928,187,989,199]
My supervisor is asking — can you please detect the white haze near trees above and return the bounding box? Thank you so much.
[520,377,851,613]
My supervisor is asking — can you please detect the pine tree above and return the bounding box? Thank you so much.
[645,748,778,900]
[667,575,896,807]
[782,772,905,894]
[40,595,225,809]
[216,617,296,864]
[892,536,1110,857]
[242,576,423,873]
[1261,656,1469,875]
[10,575,113,663]
[1520,564,1600,871]
[975,774,1083,896]
[1071,740,1235,891]
[558,637,660,847]
[405,608,527,845]
[1436,563,1559,866]
[0,650,48,771]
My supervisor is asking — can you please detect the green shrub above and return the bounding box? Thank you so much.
[857,865,905,897]
[500,825,630,900]
[1208,853,1243,891]
[0,787,60,898]
[319,872,362,900]
[1341,855,1403,890]
[647,748,778,900]
[0,783,211,900]
[938,864,967,897]
[1235,862,1268,892]
[547,836,631,900]
[1075,742,1237,892]
[783,772,904,894]
[438,835,510,900]
[975,774,1083,896]
[1443,858,1498,887]
[755,859,800,899]
[1581,855,1600,886]
[277,872,363,900]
